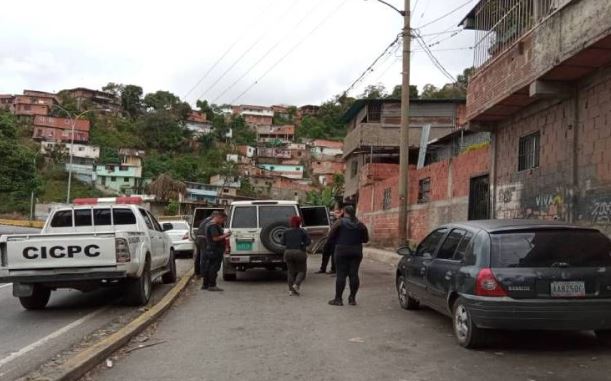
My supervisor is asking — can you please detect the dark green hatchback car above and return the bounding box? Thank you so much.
[396,219,611,348]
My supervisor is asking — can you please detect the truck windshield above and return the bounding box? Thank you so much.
[492,229,611,268]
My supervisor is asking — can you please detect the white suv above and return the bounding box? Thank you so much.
[223,200,329,281]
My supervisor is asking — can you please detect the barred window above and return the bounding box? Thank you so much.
[382,188,392,210]
[518,132,540,171]
[418,178,431,203]
[350,160,358,178]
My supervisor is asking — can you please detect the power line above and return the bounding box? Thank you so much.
[413,30,456,83]
[416,0,475,29]
[212,0,327,104]
[182,0,278,101]
[426,29,464,48]
[197,0,300,102]
[230,0,349,104]
[342,33,401,96]
[417,28,462,37]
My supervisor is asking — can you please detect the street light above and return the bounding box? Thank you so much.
[53,105,94,204]
[371,0,411,243]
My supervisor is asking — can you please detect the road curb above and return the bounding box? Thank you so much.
[363,247,399,267]
[0,219,44,228]
[40,268,194,381]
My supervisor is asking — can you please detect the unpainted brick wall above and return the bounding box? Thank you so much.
[357,146,490,246]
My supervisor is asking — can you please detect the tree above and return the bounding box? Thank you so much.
[359,84,387,99]
[102,82,124,97]
[136,111,187,151]
[230,116,256,145]
[144,90,191,120]
[121,85,144,118]
[389,85,419,99]
[196,99,215,121]
[146,173,186,202]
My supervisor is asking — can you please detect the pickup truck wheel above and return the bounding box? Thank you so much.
[162,249,177,284]
[126,259,152,306]
[19,285,51,310]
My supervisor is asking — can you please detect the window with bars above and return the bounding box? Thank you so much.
[350,160,358,178]
[518,132,540,171]
[367,103,381,123]
[382,188,392,210]
[418,177,431,203]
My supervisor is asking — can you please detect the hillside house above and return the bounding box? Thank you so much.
[341,98,466,201]
[256,125,295,144]
[461,0,611,234]
[32,115,90,143]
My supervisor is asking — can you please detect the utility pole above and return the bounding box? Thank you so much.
[372,0,411,243]
[398,0,411,244]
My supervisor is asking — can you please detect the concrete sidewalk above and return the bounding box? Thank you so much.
[363,247,400,268]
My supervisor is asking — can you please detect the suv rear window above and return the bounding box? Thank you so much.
[232,206,257,229]
[492,229,611,268]
[259,206,297,227]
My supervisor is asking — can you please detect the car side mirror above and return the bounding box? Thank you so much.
[396,246,413,256]
[422,252,433,260]
[162,223,173,232]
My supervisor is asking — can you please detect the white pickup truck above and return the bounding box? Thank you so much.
[0,204,176,310]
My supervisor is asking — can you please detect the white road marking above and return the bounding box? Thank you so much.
[0,283,11,289]
[0,306,108,369]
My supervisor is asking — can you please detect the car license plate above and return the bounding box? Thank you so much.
[550,281,586,297]
[236,241,253,251]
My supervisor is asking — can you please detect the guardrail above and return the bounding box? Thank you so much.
[0,219,44,228]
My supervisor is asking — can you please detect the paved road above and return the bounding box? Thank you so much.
[92,256,611,381]
[0,224,194,380]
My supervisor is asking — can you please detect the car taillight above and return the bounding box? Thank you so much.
[224,238,231,256]
[182,233,189,240]
[115,238,131,263]
[475,268,507,297]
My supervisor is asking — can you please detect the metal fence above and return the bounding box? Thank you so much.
[473,0,560,68]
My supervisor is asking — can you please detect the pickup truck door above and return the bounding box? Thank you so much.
[138,209,163,267]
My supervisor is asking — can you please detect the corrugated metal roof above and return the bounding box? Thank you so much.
[340,98,465,123]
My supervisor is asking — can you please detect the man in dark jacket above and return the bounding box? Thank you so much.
[316,208,342,274]
[327,206,369,306]
[195,212,219,277]
[201,212,231,291]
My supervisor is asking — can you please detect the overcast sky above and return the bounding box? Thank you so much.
[0,0,477,107]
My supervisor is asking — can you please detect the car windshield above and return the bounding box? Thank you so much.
[491,229,611,268]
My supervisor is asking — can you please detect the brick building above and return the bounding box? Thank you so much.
[32,115,90,143]
[226,105,274,127]
[256,125,295,143]
[461,0,611,234]
[358,143,490,246]
[342,98,466,201]
[62,87,121,113]
[311,160,345,186]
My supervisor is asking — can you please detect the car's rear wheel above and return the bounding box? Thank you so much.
[397,275,419,310]
[595,330,611,346]
[453,297,485,348]
[19,285,51,310]
[126,259,152,306]
[162,249,177,284]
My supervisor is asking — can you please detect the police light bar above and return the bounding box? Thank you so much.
[73,196,144,205]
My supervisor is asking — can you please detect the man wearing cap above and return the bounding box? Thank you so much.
[195,211,219,277]
[201,211,231,291]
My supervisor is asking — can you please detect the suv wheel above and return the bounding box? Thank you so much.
[126,259,152,306]
[453,297,484,348]
[19,285,51,310]
[162,249,177,284]
[397,276,419,310]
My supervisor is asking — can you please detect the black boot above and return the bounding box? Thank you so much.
[328,298,343,306]
[348,295,357,306]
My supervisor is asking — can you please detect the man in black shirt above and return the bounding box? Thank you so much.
[195,212,219,277]
[201,212,231,291]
